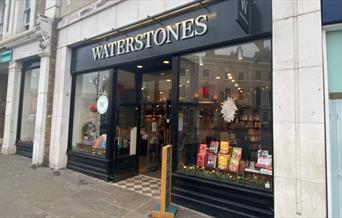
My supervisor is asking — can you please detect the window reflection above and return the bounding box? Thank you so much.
[18,68,40,146]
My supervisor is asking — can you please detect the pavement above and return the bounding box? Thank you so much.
[0,154,211,218]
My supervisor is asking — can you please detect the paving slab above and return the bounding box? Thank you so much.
[0,154,211,218]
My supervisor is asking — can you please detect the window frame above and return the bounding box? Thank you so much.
[16,59,41,146]
[174,38,273,190]
[68,70,113,158]
[23,0,31,30]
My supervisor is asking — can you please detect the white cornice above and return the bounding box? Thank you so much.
[0,27,39,49]
[57,0,124,30]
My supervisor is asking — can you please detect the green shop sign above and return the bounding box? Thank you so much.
[0,50,12,63]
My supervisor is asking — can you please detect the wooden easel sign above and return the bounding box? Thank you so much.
[151,144,177,218]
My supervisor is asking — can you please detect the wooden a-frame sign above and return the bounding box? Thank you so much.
[151,144,177,218]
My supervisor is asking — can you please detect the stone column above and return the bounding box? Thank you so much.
[273,0,326,217]
[32,54,50,165]
[49,46,72,169]
[1,61,22,154]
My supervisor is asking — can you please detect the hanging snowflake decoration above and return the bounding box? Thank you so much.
[221,97,238,123]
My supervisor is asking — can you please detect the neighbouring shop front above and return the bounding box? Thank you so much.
[67,0,273,217]
[322,0,342,217]
[16,59,41,158]
[0,62,9,147]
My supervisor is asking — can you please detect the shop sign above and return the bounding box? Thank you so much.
[0,50,12,63]
[91,14,208,61]
[72,0,271,73]
[151,144,176,218]
[96,95,109,114]
[237,0,251,34]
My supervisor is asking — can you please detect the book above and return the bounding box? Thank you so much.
[219,141,229,154]
[209,141,219,154]
[198,144,207,155]
[217,154,231,170]
[206,153,217,168]
[197,153,207,167]
[256,150,272,168]
[229,147,242,172]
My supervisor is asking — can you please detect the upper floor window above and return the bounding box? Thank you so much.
[0,0,5,37]
[255,70,261,80]
[23,0,31,30]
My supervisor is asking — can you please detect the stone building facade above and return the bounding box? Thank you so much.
[0,0,59,167]
[0,0,333,217]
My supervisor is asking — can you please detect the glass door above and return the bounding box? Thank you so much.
[139,69,172,179]
[114,69,140,179]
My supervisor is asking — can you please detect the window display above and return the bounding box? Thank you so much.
[72,70,110,156]
[177,39,273,189]
[18,68,40,146]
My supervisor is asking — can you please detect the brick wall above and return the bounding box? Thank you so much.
[0,74,8,140]
[43,20,58,165]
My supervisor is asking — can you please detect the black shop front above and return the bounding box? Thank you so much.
[67,0,273,217]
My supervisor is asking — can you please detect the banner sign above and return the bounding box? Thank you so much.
[151,144,176,218]
[72,0,271,73]
[0,50,12,63]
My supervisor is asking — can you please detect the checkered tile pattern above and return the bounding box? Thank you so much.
[114,174,161,198]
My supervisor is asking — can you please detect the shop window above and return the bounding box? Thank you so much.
[71,70,110,157]
[238,72,245,81]
[0,0,5,37]
[177,39,273,189]
[255,71,261,80]
[18,68,40,146]
[23,0,31,30]
[202,69,210,78]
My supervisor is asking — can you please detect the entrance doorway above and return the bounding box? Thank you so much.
[139,69,172,179]
[115,57,173,180]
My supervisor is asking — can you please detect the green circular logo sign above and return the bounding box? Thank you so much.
[96,95,109,114]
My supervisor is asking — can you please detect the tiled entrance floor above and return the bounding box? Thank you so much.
[114,174,161,198]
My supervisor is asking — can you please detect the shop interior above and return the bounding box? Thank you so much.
[117,57,173,179]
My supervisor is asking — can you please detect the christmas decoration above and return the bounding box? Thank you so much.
[178,164,269,188]
[89,103,97,113]
[221,97,238,123]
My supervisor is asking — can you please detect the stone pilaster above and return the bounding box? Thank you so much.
[1,61,22,154]
[49,46,72,169]
[32,54,50,165]
[273,0,326,217]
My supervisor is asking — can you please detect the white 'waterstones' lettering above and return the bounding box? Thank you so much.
[195,14,208,36]
[154,28,167,46]
[91,14,209,60]
[134,34,144,51]
[241,0,248,15]
[181,18,195,40]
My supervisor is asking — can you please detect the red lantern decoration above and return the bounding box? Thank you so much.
[89,103,97,113]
